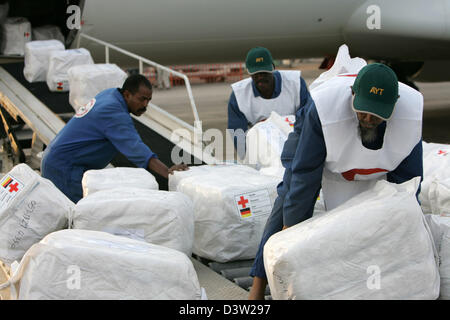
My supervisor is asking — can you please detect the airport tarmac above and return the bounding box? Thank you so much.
[151,62,450,154]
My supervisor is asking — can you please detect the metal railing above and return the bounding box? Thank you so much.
[76,33,202,139]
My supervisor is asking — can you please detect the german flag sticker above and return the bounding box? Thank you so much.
[1,175,22,194]
[1,176,13,189]
[240,208,252,218]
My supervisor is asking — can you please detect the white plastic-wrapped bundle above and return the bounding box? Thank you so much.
[429,178,450,217]
[68,63,128,111]
[1,230,201,300]
[0,164,73,265]
[425,214,450,255]
[23,40,65,82]
[31,25,65,44]
[81,167,158,198]
[420,141,450,214]
[245,111,294,179]
[72,188,194,256]
[441,228,450,300]
[264,178,440,300]
[169,164,280,262]
[1,17,31,56]
[424,214,450,299]
[46,48,94,92]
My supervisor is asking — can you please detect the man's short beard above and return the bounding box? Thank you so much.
[359,124,378,144]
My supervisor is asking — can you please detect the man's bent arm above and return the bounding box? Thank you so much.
[282,104,326,227]
[147,157,169,179]
[387,139,423,200]
[227,92,249,132]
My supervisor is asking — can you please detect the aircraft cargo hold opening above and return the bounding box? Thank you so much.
[1,0,83,50]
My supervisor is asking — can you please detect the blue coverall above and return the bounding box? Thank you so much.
[41,88,157,203]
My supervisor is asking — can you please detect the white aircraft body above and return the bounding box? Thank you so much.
[75,0,450,82]
[5,0,450,81]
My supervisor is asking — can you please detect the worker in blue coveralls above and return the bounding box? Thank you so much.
[248,63,424,299]
[41,74,188,203]
[227,47,311,157]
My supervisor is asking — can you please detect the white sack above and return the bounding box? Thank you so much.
[46,48,94,92]
[245,111,294,179]
[420,141,450,214]
[1,17,31,56]
[72,188,194,256]
[31,25,65,44]
[424,214,450,299]
[0,164,73,265]
[3,229,201,300]
[23,40,65,82]
[169,164,280,262]
[264,178,440,300]
[81,167,158,198]
[68,64,128,111]
[309,44,367,91]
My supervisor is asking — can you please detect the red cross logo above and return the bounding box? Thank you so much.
[8,182,19,193]
[438,150,448,156]
[237,196,249,209]
[285,117,294,127]
[24,32,30,37]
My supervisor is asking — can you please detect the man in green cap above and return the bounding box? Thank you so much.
[249,63,424,299]
[227,47,313,156]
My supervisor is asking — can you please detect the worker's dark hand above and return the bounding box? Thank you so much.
[168,163,189,175]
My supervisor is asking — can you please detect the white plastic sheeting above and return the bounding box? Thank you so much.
[72,188,194,256]
[169,164,280,262]
[0,164,73,265]
[424,214,450,299]
[429,178,450,217]
[441,229,450,300]
[264,178,440,300]
[309,44,367,91]
[1,17,31,56]
[245,111,295,179]
[46,48,94,92]
[81,167,158,198]
[2,229,201,300]
[420,141,450,214]
[68,64,128,111]
[31,25,65,44]
[23,40,65,83]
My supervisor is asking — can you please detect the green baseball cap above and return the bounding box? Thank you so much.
[245,47,274,75]
[352,63,399,120]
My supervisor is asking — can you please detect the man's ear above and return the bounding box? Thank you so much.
[123,89,131,101]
